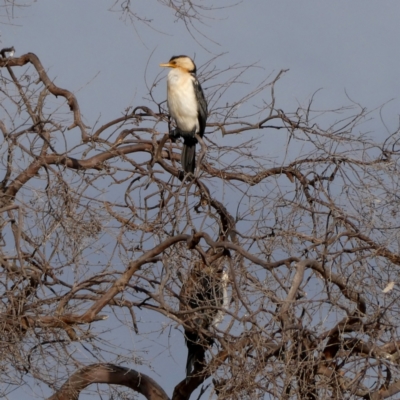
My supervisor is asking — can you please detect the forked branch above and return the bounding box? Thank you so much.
[0,52,89,141]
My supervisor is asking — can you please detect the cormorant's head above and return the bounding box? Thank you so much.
[160,55,197,74]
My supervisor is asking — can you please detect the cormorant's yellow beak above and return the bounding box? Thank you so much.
[159,62,173,68]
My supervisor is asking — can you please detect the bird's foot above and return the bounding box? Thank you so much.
[169,128,181,142]
[178,170,195,181]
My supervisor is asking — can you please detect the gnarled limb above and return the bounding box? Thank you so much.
[47,363,169,400]
[0,53,89,141]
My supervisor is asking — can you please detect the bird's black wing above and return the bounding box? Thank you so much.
[192,76,207,137]
[179,259,227,379]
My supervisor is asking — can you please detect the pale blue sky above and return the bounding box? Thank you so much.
[5,1,400,128]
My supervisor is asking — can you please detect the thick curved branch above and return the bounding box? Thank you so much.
[370,380,400,400]
[0,53,88,141]
[47,363,169,400]
[4,143,179,198]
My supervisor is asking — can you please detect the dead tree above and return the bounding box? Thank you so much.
[1,49,400,400]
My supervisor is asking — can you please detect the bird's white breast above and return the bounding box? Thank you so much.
[167,69,199,133]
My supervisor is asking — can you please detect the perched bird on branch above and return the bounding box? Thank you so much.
[179,251,230,380]
[160,55,207,174]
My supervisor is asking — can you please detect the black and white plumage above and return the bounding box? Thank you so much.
[179,251,230,380]
[160,55,207,174]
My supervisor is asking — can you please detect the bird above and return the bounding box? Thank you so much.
[160,55,207,174]
[179,250,230,380]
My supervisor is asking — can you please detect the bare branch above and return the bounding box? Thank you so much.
[47,364,169,400]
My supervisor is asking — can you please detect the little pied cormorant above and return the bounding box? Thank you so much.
[160,55,207,174]
[179,251,230,380]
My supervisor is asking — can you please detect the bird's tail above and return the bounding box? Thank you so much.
[182,141,196,174]
[184,331,204,380]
